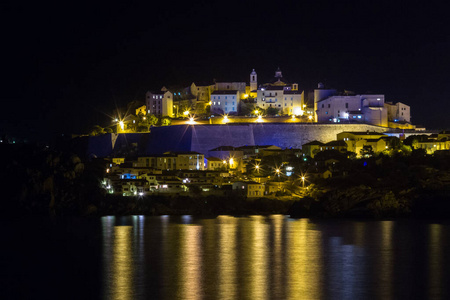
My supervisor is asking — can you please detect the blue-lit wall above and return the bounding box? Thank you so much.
[85,123,387,158]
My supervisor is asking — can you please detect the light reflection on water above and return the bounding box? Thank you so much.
[100,216,450,300]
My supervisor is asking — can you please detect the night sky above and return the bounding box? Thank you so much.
[3,0,450,140]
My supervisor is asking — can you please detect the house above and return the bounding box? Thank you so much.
[206,157,224,170]
[210,90,240,115]
[301,141,324,158]
[232,181,264,198]
[145,89,173,117]
[208,146,244,170]
[337,131,388,155]
[134,152,205,171]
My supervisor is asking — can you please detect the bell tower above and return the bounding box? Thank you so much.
[250,69,257,92]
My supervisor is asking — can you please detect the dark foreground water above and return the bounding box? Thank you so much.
[3,215,450,299]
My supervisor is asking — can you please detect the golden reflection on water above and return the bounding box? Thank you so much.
[217,216,237,299]
[288,219,323,300]
[270,215,285,298]
[250,216,268,300]
[428,224,442,300]
[112,226,134,300]
[379,221,393,300]
[180,222,202,300]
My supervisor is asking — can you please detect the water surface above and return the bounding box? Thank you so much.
[4,216,450,299]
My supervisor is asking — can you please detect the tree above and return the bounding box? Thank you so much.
[160,116,172,126]
[90,125,106,136]
[136,113,158,132]
[239,102,255,116]
[266,107,279,116]
[360,145,374,158]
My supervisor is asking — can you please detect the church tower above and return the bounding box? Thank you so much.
[250,69,257,92]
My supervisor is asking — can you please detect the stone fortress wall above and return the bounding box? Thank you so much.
[85,123,388,158]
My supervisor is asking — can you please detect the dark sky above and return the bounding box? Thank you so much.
[2,0,449,140]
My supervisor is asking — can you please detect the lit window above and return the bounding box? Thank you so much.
[218,102,220,105]
[358,115,362,119]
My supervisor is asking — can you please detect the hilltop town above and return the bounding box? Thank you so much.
[3,69,450,218]
[72,68,448,217]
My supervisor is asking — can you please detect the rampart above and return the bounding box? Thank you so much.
[85,123,388,158]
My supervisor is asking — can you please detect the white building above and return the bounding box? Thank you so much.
[145,90,173,117]
[254,68,304,115]
[210,90,240,115]
[314,83,388,126]
[384,101,411,123]
[255,86,304,115]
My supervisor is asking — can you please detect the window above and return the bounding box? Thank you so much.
[213,96,216,99]
[225,102,227,105]
[326,111,328,114]
[225,96,227,99]
[322,104,324,108]
[232,107,235,110]
[328,104,330,108]
[232,102,234,105]
[218,102,220,105]
[345,103,348,108]
[213,102,216,105]
[285,103,287,106]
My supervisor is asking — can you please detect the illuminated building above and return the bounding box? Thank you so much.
[210,90,240,115]
[232,181,264,198]
[145,89,174,117]
[255,68,305,116]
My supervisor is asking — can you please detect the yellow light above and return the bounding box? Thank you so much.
[291,115,296,120]
[293,107,304,116]
[254,110,259,115]
[229,158,234,166]
[190,117,194,122]
[208,101,212,105]
[143,117,146,120]
[244,94,248,98]
[308,115,313,120]
[119,121,124,130]
[223,160,227,164]
[223,115,229,123]
[276,169,280,173]
[183,111,190,116]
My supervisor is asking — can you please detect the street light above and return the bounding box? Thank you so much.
[301,176,306,188]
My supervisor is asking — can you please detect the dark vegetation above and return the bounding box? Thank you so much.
[1,141,450,219]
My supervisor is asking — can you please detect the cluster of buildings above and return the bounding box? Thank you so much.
[133,68,414,130]
[103,128,450,198]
